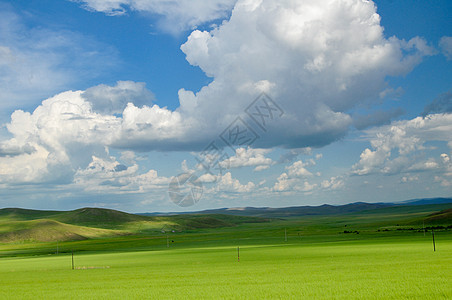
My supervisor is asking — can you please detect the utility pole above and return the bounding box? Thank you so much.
[72,250,74,270]
[237,246,240,262]
[432,230,436,252]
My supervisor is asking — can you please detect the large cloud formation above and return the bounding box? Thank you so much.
[118,0,432,150]
[0,0,437,185]
[75,0,236,33]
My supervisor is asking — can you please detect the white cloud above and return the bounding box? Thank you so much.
[0,90,119,184]
[198,173,217,183]
[286,160,313,177]
[272,172,317,193]
[408,160,439,172]
[175,0,432,149]
[74,155,171,193]
[91,0,435,152]
[352,113,452,176]
[271,156,328,193]
[75,0,236,33]
[272,173,292,192]
[439,36,452,60]
[214,172,255,193]
[353,148,389,176]
[0,143,65,184]
[0,0,441,196]
[219,147,273,171]
[3,0,435,158]
[0,84,193,184]
[321,176,344,190]
[296,181,317,193]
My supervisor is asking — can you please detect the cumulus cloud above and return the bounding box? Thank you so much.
[352,113,452,176]
[71,0,437,154]
[198,173,218,183]
[212,172,255,193]
[4,0,435,153]
[90,0,435,152]
[321,176,345,190]
[0,0,439,188]
[0,4,118,114]
[272,172,317,193]
[435,152,452,187]
[0,84,188,184]
[286,160,313,177]
[74,155,171,193]
[272,158,322,193]
[439,36,452,60]
[175,0,432,149]
[219,147,273,171]
[74,0,236,33]
[272,173,292,192]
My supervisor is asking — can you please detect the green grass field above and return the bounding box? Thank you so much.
[0,204,451,299]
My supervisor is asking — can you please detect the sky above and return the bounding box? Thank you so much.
[0,0,451,213]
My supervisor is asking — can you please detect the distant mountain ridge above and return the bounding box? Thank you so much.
[141,197,452,217]
[399,197,452,206]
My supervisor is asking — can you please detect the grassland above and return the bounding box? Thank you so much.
[0,203,451,299]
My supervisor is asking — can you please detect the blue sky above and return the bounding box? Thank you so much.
[0,0,451,212]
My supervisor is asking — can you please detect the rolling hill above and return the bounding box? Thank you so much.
[0,219,126,243]
[0,208,64,221]
[0,199,451,244]
[53,207,150,226]
[0,207,269,243]
[424,208,452,224]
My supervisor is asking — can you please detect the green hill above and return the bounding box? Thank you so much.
[0,219,126,243]
[424,208,452,224]
[0,207,270,243]
[0,208,64,221]
[53,207,150,226]
[0,207,149,226]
